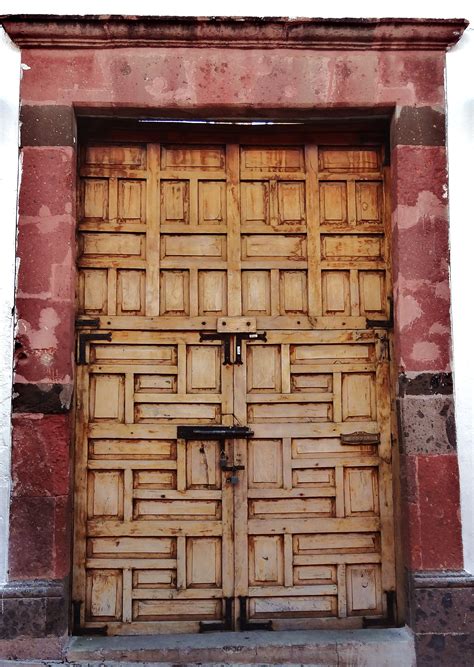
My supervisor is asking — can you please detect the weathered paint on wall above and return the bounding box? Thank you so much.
[0,9,473,665]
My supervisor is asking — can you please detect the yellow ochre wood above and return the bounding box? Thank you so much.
[73,137,395,634]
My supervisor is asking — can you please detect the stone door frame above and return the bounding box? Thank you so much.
[0,16,472,665]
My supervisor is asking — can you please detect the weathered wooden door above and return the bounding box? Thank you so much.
[73,129,396,633]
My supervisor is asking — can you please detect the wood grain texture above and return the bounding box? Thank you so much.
[74,137,395,633]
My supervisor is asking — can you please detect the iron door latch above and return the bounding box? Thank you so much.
[177,425,254,440]
[199,330,267,365]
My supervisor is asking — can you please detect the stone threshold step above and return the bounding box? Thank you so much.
[65,627,416,667]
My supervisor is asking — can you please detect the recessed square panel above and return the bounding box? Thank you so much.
[249,536,284,585]
[359,271,386,315]
[187,345,221,393]
[160,270,189,315]
[160,180,189,225]
[117,270,145,315]
[87,470,124,519]
[82,178,108,221]
[280,271,308,313]
[89,374,124,422]
[187,538,222,588]
[247,345,281,392]
[322,271,350,315]
[198,181,226,225]
[80,269,108,314]
[346,565,383,616]
[342,373,376,421]
[320,182,347,225]
[241,181,269,226]
[356,181,383,225]
[277,181,306,225]
[186,440,221,489]
[248,440,283,487]
[86,570,122,621]
[118,179,146,222]
[198,271,227,315]
[242,271,271,315]
[344,468,379,516]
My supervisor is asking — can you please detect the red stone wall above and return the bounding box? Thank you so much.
[3,24,470,663]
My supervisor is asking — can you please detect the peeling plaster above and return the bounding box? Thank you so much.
[0,1,473,582]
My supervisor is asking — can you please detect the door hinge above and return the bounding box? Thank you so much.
[239,596,273,631]
[75,317,100,329]
[363,590,397,628]
[366,297,394,330]
[199,597,233,632]
[72,600,108,636]
[76,332,112,364]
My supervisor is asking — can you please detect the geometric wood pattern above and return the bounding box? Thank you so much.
[74,137,395,634]
[77,142,390,328]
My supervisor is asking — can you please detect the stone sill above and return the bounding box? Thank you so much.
[67,627,416,666]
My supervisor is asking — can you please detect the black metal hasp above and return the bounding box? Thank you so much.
[200,330,267,365]
[200,331,233,365]
[77,332,112,364]
[366,297,394,329]
[234,331,268,365]
[177,425,254,440]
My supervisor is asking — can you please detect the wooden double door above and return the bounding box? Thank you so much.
[73,128,396,634]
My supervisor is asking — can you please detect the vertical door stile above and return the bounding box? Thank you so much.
[305,144,322,318]
[145,143,160,316]
[226,143,242,317]
[376,333,397,597]
[72,364,90,626]
[233,354,249,602]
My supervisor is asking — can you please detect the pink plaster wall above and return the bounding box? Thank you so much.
[12,42,460,580]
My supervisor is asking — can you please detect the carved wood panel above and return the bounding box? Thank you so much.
[74,137,395,633]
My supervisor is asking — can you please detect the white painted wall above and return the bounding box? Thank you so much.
[0,28,20,584]
[0,0,472,581]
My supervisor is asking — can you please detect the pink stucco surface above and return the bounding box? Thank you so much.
[11,40,461,579]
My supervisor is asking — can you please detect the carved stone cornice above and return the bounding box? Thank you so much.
[0,16,468,51]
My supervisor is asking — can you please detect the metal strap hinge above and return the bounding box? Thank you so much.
[77,332,112,364]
